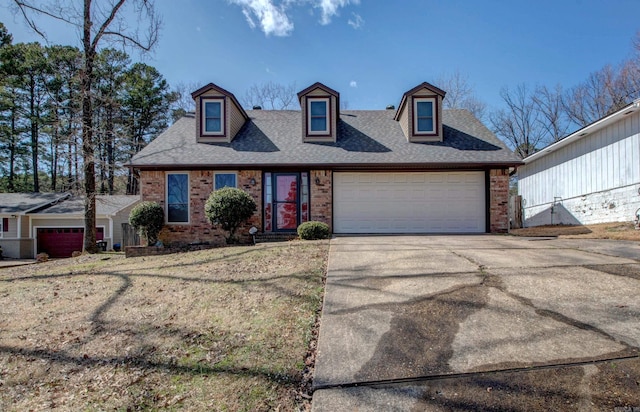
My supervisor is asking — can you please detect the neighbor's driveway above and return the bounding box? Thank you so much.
[312,235,640,411]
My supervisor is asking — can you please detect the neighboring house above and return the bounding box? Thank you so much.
[0,192,71,259]
[519,99,640,227]
[128,81,522,245]
[0,194,140,258]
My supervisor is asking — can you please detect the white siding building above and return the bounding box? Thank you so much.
[518,99,640,227]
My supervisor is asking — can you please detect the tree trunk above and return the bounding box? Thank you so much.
[51,95,60,192]
[30,76,39,192]
[8,104,17,192]
[82,0,97,254]
[106,106,115,194]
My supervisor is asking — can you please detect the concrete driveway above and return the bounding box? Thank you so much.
[312,235,640,411]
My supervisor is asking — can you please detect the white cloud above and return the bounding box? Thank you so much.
[229,0,294,37]
[347,12,363,29]
[229,0,359,36]
[349,80,357,88]
[316,0,359,25]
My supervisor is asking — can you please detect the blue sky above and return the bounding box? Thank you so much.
[2,0,640,113]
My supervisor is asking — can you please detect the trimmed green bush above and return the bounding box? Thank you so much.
[297,221,330,240]
[129,201,164,246]
[205,187,257,244]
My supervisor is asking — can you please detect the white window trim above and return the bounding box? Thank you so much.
[201,97,225,136]
[307,97,330,135]
[413,97,437,135]
[166,172,190,224]
[214,171,238,190]
[0,218,4,238]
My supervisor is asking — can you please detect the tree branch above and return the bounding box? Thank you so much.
[101,31,153,51]
[91,0,127,51]
[13,0,81,35]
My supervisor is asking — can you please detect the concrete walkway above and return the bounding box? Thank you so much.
[312,235,640,411]
[0,259,36,269]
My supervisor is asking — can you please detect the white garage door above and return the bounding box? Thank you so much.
[334,172,486,233]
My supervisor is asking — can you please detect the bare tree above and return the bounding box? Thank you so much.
[564,62,640,127]
[12,0,161,253]
[170,81,199,122]
[242,81,296,110]
[490,84,544,159]
[532,84,570,142]
[435,70,487,121]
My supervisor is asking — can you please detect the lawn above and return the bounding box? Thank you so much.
[0,240,329,411]
[510,222,640,241]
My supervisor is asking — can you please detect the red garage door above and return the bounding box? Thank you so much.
[37,227,104,258]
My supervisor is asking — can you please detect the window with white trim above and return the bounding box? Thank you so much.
[201,98,224,135]
[166,173,189,223]
[214,172,237,190]
[307,98,329,134]
[414,97,436,134]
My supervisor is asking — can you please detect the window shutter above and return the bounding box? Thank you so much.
[2,218,7,232]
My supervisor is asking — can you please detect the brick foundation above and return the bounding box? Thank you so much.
[489,168,509,233]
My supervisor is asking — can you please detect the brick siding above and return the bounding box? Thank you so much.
[140,168,507,240]
[310,170,333,231]
[139,170,262,246]
[489,168,509,233]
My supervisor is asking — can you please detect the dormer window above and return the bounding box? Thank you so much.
[414,97,437,135]
[201,98,225,135]
[191,83,248,143]
[298,82,339,142]
[415,98,435,134]
[308,98,330,135]
[395,82,445,142]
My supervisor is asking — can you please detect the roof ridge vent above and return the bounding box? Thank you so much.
[253,105,262,110]
[386,105,395,110]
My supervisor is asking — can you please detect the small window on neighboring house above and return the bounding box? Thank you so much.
[214,172,237,190]
[0,217,7,237]
[202,98,224,135]
[414,97,436,134]
[308,98,329,134]
[167,173,189,223]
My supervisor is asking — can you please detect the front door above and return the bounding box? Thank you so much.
[274,173,299,231]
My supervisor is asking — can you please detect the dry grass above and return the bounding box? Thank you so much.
[0,240,329,411]
[510,222,640,241]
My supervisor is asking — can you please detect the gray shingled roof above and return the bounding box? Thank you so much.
[129,109,521,169]
[37,195,140,215]
[0,193,70,214]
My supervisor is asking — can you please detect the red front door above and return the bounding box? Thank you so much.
[274,174,299,231]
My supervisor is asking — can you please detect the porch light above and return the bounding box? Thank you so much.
[250,177,256,186]
[315,177,321,185]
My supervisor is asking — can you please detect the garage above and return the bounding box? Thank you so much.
[37,227,104,258]
[333,172,486,233]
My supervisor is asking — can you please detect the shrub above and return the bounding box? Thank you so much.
[205,187,257,244]
[129,201,165,246]
[297,221,330,240]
